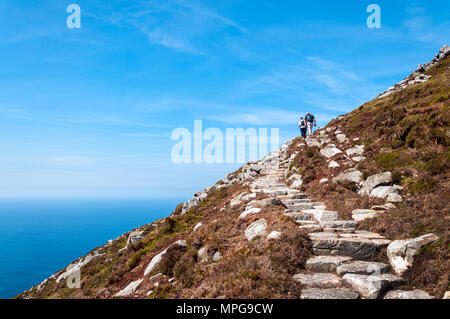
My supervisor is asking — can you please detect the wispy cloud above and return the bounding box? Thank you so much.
[204,110,334,126]
[403,6,450,45]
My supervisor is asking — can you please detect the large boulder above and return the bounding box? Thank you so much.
[114,279,143,297]
[245,219,268,241]
[144,240,187,276]
[126,230,146,251]
[342,273,404,299]
[370,185,402,201]
[387,233,439,275]
[333,169,362,184]
[358,172,392,196]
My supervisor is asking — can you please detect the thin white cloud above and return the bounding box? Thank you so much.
[204,110,334,126]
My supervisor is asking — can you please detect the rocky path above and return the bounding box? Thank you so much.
[245,160,432,299]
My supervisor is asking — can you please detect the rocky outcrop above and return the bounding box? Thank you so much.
[378,45,450,99]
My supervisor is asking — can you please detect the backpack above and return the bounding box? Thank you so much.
[299,119,306,128]
[306,114,315,122]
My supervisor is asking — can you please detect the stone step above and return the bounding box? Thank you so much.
[309,232,391,260]
[282,199,312,205]
[292,273,342,288]
[284,212,312,221]
[383,289,433,299]
[292,193,308,199]
[320,220,358,229]
[323,227,357,233]
[336,261,390,276]
[352,209,380,222]
[301,288,359,299]
[285,203,314,211]
[342,273,405,299]
[299,224,322,232]
[301,209,339,222]
[306,256,353,272]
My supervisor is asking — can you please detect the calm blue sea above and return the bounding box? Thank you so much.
[0,198,182,299]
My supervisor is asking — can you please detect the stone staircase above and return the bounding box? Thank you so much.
[258,166,409,299]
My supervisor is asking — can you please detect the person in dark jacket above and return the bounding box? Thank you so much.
[298,117,307,138]
[305,112,316,136]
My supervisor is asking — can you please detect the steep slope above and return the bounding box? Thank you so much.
[16,46,449,299]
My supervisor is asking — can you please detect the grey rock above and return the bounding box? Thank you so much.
[212,251,222,262]
[342,273,404,299]
[239,207,262,219]
[333,169,362,184]
[306,256,353,272]
[384,289,433,299]
[267,231,282,240]
[310,233,390,260]
[359,172,392,196]
[345,145,364,156]
[302,209,339,222]
[336,261,390,276]
[114,279,143,297]
[320,146,342,158]
[301,288,359,299]
[245,219,268,241]
[387,233,440,275]
[293,273,342,288]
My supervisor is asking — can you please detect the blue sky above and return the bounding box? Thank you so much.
[0,0,448,198]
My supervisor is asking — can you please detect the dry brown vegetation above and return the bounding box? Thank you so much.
[283,55,449,297]
[16,53,449,300]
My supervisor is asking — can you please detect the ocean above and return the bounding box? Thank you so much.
[0,198,182,299]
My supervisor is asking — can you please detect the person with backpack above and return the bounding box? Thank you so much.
[305,112,316,136]
[298,117,307,138]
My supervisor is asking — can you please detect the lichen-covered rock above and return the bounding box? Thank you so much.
[333,169,362,184]
[387,234,440,275]
[245,219,268,241]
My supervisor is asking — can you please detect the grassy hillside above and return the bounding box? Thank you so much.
[16,51,449,299]
[286,54,449,297]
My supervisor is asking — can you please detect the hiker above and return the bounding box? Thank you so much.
[305,112,316,136]
[298,117,307,138]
